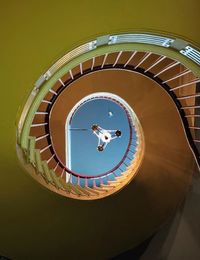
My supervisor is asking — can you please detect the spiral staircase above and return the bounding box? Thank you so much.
[18,68,144,199]
[2,1,200,259]
[17,37,200,200]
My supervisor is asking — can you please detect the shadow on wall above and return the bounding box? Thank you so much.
[111,235,154,260]
[140,172,200,260]
[111,169,200,260]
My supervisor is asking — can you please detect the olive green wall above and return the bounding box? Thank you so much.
[0,0,200,259]
[1,0,200,161]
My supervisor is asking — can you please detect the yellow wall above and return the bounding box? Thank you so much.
[1,0,200,157]
[0,1,200,259]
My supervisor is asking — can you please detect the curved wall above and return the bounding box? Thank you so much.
[1,1,200,259]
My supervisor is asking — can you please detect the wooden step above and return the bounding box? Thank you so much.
[58,178,71,192]
[115,175,129,181]
[108,180,122,185]
[28,136,36,164]
[126,163,135,170]
[74,185,91,196]
[83,186,100,195]
[101,184,116,189]
[50,170,63,189]
[91,186,108,193]
[35,149,43,174]
[67,183,84,196]
[42,161,54,184]
[56,180,88,196]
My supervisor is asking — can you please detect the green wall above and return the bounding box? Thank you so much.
[0,1,200,259]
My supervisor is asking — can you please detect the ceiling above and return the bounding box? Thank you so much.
[1,1,200,259]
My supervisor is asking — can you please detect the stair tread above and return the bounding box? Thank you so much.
[91,186,108,193]
[35,149,43,174]
[28,136,36,164]
[50,170,63,189]
[42,161,54,183]
[101,184,116,189]
[72,185,90,196]
[108,180,122,184]
[83,186,99,195]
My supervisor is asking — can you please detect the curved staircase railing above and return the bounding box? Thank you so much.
[17,33,200,200]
